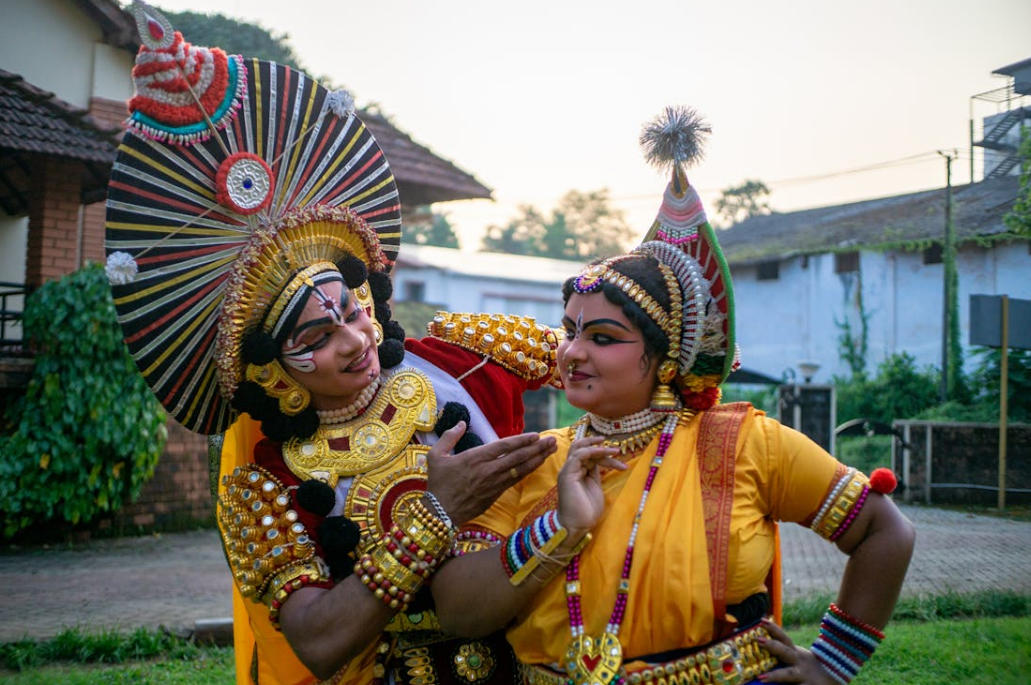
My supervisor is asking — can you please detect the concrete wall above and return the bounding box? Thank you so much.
[731,240,1031,383]
[0,0,133,107]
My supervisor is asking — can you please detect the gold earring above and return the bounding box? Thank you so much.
[246,360,311,416]
[650,359,678,412]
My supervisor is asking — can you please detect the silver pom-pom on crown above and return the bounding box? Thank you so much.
[325,89,356,118]
[639,105,711,176]
[105,251,139,285]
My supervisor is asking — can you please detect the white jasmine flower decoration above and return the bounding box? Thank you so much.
[326,89,355,118]
[105,251,139,285]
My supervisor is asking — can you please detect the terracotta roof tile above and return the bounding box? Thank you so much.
[363,111,492,206]
[0,69,121,163]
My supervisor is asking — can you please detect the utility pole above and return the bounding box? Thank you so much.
[938,150,955,402]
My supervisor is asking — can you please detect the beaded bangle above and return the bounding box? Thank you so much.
[423,491,455,532]
[504,511,592,586]
[355,553,417,611]
[811,604,884,684]
[829,486,870,542]
[453,527,504,556]
[812,469,870,541]
[265,558,330,628]
[383,524,446,580]
[406,498,456,559]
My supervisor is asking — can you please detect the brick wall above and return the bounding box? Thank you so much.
[100,419,217,533]
[26,157,84,287]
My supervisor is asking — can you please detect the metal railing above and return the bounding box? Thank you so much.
[0,281,28,349]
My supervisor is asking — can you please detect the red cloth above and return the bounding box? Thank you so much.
[405,337,548,437]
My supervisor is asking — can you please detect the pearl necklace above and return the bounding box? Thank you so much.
[316,377,382,425]
[587,406,664,436]
[564,410,681,685]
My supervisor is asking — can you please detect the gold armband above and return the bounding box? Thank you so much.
[811,469,870,540]
[426,311,558,381]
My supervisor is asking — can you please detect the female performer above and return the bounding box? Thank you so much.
[432,107,916,685]
[105,5,558,684]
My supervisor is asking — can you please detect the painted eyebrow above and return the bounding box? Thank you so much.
[561,316,632,332]
[292,316,334,338]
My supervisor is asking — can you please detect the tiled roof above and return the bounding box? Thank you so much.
[715,175,1022,265]
[0,70,122,214]
[363,111,492,206]
[0,70,121,162]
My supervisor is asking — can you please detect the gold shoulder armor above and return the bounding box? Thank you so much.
[426,312,559,381]
[217,464,329,624]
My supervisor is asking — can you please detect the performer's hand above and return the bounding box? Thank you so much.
[425,422,556,527]
[757,620,837,684]
[556,436,623,540]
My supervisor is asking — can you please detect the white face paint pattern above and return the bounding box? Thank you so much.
[575,308,584,339]
[281,284,345,374]
[282,339,316,373]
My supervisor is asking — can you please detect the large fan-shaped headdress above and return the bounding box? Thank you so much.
[105,1,402,435]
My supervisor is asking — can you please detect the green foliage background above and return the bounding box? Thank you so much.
[0,265,167,537]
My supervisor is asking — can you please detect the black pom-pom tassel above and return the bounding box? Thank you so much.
[297,479,336,517]
[383,320,405,341]
[456,432,484,453]
[378,338,405,368]
[337,255,368,289]
[368,272,393,301]
[435,402,471,436]
[241,332,278,366]
[318,516,361,580]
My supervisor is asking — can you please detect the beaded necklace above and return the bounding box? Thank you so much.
[563,409,681,685]
[315,376,382,425]
[588,406,664,435]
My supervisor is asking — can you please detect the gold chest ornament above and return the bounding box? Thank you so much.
[281,367,437,487]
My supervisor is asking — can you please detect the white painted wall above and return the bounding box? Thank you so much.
[392,246,583,328]
[0,0,133,107]
[731,241,1031,384]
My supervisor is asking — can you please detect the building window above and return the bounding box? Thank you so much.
[756,260,779,281]
[404,281,425,302]
[834,251,859,274]
[923,244,943,265]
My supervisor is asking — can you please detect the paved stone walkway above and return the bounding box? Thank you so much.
[1,505,1029,643]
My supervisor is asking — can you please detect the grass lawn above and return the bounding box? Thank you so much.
[2,592,1028,683]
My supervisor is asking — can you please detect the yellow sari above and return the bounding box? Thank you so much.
[472,405,839,666]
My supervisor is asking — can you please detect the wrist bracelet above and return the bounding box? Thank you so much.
[423,491,455,531]
[810,604,884,684]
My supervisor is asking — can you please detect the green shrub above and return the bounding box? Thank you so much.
[0,264,167,537]
[835,352,939,425]
[835,434,892,474]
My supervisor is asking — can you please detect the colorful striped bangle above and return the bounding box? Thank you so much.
[811,604,884,684]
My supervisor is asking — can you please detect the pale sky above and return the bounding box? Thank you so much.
[151,0,1031,250]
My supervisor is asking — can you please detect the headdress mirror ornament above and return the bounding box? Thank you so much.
[106,4,402,434]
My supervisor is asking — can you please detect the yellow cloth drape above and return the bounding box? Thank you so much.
[471,407,839,666]
[219,416,383,685]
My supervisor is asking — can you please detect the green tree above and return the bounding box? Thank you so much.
[714,179,771,227]
[481,189,633,261]
[1003,129,1031,236]
[406,208,461,249]
[0,265,168,538]
[163,10,304,69]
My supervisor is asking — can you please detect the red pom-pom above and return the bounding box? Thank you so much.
[869,468,897,494]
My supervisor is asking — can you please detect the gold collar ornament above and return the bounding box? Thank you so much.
[282,366,436,486]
